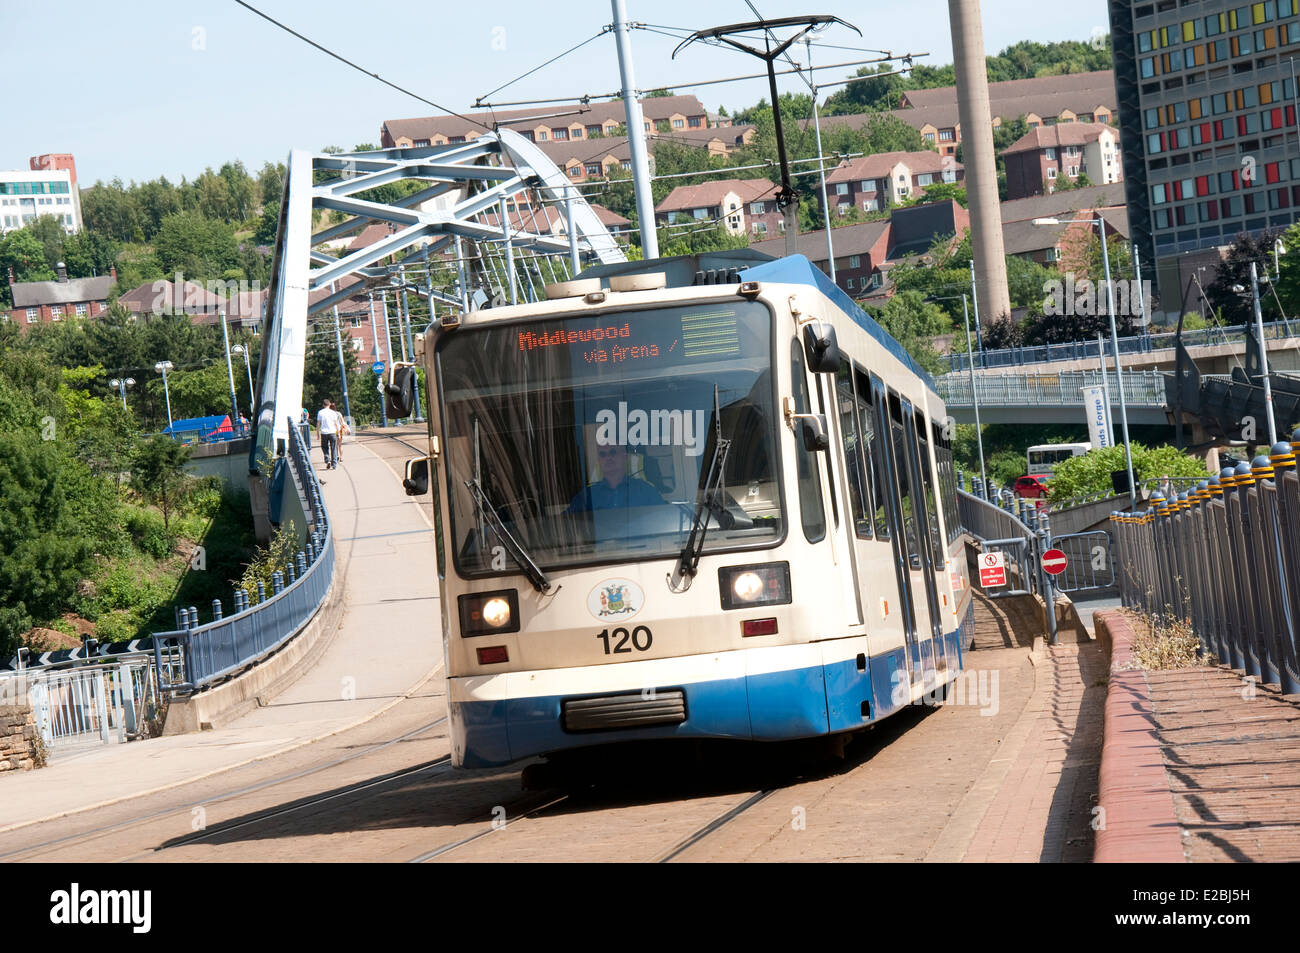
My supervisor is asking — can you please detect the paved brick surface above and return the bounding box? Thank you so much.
[1093,609,1300,862]
[1146,666,1300,862]
[960,640,1105,862]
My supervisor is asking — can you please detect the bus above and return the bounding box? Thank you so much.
[1026,442,1090,475]
[393,251,973,768]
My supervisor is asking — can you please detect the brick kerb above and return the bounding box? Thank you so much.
[1093,610,1186,863]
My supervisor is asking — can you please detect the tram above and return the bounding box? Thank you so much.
[394,251,974,768]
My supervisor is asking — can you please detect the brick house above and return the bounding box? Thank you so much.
[116,278,267,331]
[1001,122,1123,200]
[380,95,713,149]
[823,152,964,215]
[805,70,1118,160]
[999,184,1130,268]
[750,199,970,299]
[4,263,113,327]
[655,178,784,238]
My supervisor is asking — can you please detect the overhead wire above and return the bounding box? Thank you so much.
[476,27,613,107]
[232,0,492,131]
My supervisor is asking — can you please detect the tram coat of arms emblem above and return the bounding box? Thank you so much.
[587,578,644,621]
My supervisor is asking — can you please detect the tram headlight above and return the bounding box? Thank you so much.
[718,562,791,610]
[481,598,511,627]
[458,589,521,636]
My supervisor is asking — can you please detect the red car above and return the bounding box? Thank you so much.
[1013,475,1050,499]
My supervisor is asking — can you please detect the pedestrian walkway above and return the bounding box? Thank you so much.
[958,639,1106,862]
[1095,609,1300,862]
[0,430,442,832]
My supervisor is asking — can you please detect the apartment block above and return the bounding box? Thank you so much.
[1109,0,1300,301]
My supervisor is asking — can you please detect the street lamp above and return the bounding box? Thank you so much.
[230,345,254,419]
[1032,213,1138,510]
[154,361,174,432]
[967,260,985,361]
[1231,262,1278,446]
[109,377,135,413]
[1275,238,1287,280]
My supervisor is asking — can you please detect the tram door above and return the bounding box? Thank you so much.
[901,402,946,677]
[872,377,919,696]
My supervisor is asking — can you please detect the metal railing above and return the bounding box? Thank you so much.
[957,482,1059,643]
[0,659,158,751]
[153,417,334,694]
[936,369,1169,408]
[1112,437,1300,695]
[942,317,1298,374]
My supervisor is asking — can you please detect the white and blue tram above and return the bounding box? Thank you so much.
[401,251,973,768]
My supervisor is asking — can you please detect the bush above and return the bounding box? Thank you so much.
[124,506,172,560]
[1124,609,1206,669]
[237,522,301,602]
[1047,443,1209,503]
[188,478,224,520]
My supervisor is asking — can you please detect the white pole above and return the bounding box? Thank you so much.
[964,294,986,489]
[806,38,836,282]
[1100,215,1137,510]
[611,0,659,259]
[1251,260,1279,445]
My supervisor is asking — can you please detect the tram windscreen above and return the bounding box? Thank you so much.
[436,301,782,575]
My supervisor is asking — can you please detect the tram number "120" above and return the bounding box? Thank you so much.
[596,626,653,655]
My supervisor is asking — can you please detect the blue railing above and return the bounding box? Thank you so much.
[153,417,333,693]
[942,317,1298,374]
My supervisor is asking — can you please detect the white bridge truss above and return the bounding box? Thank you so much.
[254,129,628,451]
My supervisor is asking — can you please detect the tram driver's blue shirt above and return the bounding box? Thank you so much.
[567,477,663,513]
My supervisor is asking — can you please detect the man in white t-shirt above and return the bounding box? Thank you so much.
[318,399,343,469]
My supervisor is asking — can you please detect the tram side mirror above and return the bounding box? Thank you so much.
[802,321,840,373]
[385,365,418,419]
[799,415,830,452]
[403,457,430,496]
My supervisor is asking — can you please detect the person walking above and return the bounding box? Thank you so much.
[298,408,311,451]
[318,399,341,470]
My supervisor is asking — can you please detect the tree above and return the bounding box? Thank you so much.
[0,229,56,307]
[130,435,194,532]
[865,290,952,375]
[153,212,239,280]
[61,229,120,279]
[1204,229,1284,324]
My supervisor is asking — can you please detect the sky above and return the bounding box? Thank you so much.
[3,0,1114,186]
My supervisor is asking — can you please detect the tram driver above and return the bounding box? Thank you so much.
[567,442,664,514]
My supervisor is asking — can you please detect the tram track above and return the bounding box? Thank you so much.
[0,716,450,862]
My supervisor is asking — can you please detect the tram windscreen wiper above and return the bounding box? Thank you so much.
[465,477,552,593]
[670,388,731,592]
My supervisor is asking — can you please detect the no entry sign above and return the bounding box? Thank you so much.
[1042,549,1068,576]
[978,552,1007,588]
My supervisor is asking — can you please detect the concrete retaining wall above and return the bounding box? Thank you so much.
[187,437,254,486]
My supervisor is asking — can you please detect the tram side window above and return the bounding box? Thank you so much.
[933,423,960,545]
[791,339,827,543]
[865,374,891,540]
[835,362,871,537]
[916,413,946,565]
[889,391,921,567]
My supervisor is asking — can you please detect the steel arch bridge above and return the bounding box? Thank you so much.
[250,128,627,461]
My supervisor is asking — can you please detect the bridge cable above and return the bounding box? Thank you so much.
[232,0,492,132]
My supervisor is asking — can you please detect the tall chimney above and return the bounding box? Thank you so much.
[56,261,68,283]
[949,0,1011,322]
